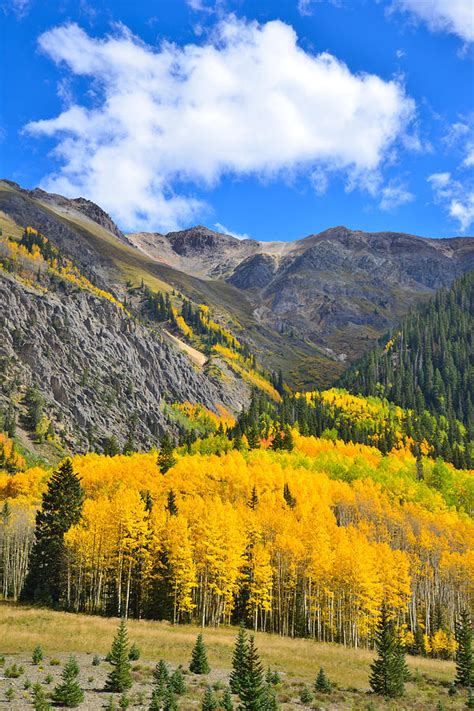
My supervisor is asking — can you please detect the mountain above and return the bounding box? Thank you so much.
[340,271,473,465]
[1,179,473,458]
[130,223,474,377]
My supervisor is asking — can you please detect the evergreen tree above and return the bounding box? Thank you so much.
[190,634,210,674]
[32,644,43,665]
[166,490,178,516]
[169,667,186,695]
[105,618,133,692]
[299,686,313,704]
[32,682,52,711]
[238,636,267,711]
[230,624,248,695]
[202,686,218,711]
[221,688,233,711]
[247,486,259,511]
[369,606,405,698]
[52,655,84,707]
[21,458,84,603]
[158,433,176,474]
[455,609,473,687]
[314,667,331,693]
[152,659,170,695]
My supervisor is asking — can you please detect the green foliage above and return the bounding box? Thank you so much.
[369,606,406,698]
[5,687,15,702]
[169,668,186,695]
[455,609,474,687]
[314,667,331,693]
[190,633,210,674]
[221,688,233,711]
[32,645,43,665]
[119,692,130,709]
[202,686,218,711]
[21,458,84,604]
[5,662,24,678]
[32,682,52,711]
[157,433,176,474]
[128,643,140,661]
[105,619,133,693]
[466,687,474,709]
[340,272,473,468]
[52,655,84,707]
[92,654,101,666]
[237,636,267,711]
[230,624,248,695]
[299,685,313,704]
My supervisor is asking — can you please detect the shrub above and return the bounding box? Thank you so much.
[119,692,130,709]
[314,667,331,693]
[5,687,15,702]
[92,654,101,666]
[169,668,186,695]
[49,658,61,666]
[128,643,140,661]
[44,673,53,684]
[299,685,313,704]
[33,645,44,665]
[5,663,23,678]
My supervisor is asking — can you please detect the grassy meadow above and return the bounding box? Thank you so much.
[0,603,469,709]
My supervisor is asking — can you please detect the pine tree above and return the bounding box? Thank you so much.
[190,634,210,674]
[157,433,176,474]
[32,645,43,665]
[238,636,267,711]
[152,659,169,696]
[52,655,84,707]
[21,458,84,604]
[369,606,405,698]
[105,618,133,692]
[202,686,218,711]
[455,609,473,687]
[230,624,248,695]
[299,685,313,704]
[221,688,233,711]
[32,682,52,711]
[166,490,178,516]
[314,667,331,693]
[169,668,186,695]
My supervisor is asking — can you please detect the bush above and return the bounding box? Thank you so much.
[5,687,15,701]
[119,692,130,709]
[49,658,61,666]
[169,668,186,695]
[33,645,44,665]
[128,643,140,661]
[5,663,24,678]
[44,673,53,684]
[92,654,101,666]
[299,685,313,704]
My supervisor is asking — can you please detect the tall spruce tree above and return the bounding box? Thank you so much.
[369,606,405,698]
[189,634,210,674]
[230,624,248,695]
[105,618,133,692]
[455,609,473,687]
[52,655,84,707]
[238,636,267,711]
[157,433,176,474]
[21,458,84,603]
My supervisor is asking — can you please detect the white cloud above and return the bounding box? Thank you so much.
[379,180,414,211]
[297,0,341,17]
[4,0,32,19]
[391,0,474,43]
[428,172,474,231]
[25,18,415,232]
[214,222,251,240]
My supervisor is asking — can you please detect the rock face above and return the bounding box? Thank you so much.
[132,223,474,363]
[0,272,246,452]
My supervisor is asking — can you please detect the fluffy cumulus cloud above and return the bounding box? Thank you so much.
[26,18,415,231]
[428,172,474,232]
[392,0,474,43]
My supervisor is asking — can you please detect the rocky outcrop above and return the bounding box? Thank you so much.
[0,273,246,452]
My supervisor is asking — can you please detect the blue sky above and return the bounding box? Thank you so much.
[1,0,473,240]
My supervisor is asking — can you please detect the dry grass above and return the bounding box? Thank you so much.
[1,604,458,686]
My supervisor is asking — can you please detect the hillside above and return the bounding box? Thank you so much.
[2,181,473,392]
[340,272,473,464]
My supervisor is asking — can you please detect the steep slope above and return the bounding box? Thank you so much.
[340,271,473,455]
[130,223,474,373]
[0,224,249,458]
[0,181,340,389]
